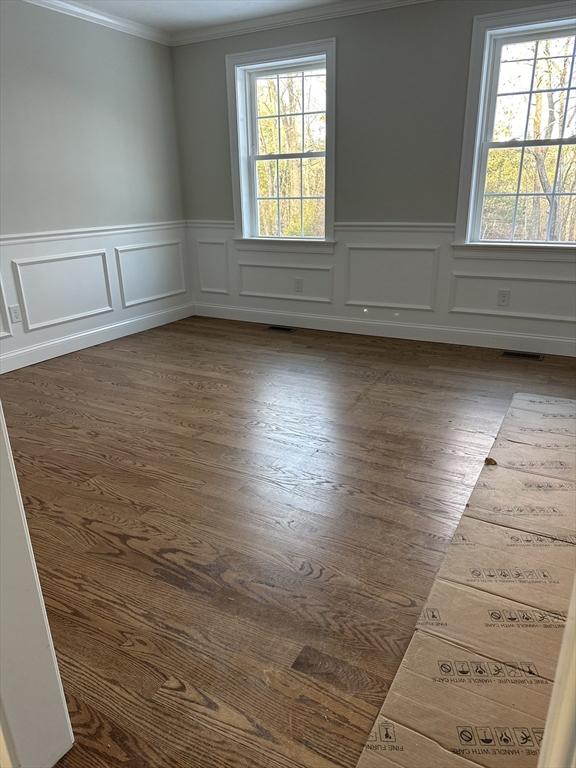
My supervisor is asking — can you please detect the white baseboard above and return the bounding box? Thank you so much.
[194,303,575,357]
[0,303,195,373]
[2,217,573,372]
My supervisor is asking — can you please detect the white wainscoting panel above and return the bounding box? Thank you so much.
[115,241,185,308]
[239,262,333,303]
[346,244,438,310]
[189,220,576,356]
[197,240,229,294]
[13,250,113,331]
[2,219,575,371]
[450,273,576,323]
[1,222,193,372]
[0,279,11,339]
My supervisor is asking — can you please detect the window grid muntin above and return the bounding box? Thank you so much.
[476,29,576,243]
[248,60,327,239]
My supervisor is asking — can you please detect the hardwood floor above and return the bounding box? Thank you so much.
[1,317,574,768]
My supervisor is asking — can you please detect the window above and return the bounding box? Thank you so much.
[459,6,576,245]
[226,40,335,242]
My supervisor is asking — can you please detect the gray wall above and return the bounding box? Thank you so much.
[0,0,183,234]
[172,0,548,224]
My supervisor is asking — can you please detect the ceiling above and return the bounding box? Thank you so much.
[26,0,436,44]
[74,0,339,33]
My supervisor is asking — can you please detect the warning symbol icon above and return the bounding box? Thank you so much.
[456,661,471,676]
[369,722,396,744]
[514,728,534,747]
[476,727,494,745]
[506,665,523,678]
[457,727,476,746]
[379,723,396,743]
[495,727,515,746]
[532,728,544,746]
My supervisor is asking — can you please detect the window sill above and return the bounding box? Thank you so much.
[452,241,576,260]
[234,237,336,254]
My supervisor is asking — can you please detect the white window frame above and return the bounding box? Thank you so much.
[226,39,336,245]
[455,1,576,247]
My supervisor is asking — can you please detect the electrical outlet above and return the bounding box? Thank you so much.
[294,277,304,293]
[497,289,511,308]
[8,304,22,323]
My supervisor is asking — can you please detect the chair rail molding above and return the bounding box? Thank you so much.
[188,219,576,357]
[1,217,574,372]
[0,221,193,373]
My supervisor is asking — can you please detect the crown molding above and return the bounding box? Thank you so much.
[169,0,437,46]
[21,0,171,44]
[21,0,438,47]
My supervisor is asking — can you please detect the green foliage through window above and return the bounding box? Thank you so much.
[254,68,326,238]
[481,34,576,242]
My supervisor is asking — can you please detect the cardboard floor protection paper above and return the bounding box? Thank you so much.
[367,631,551,768]
[437,516,576,613]
[465,464,576,544]
[414,579,566,682]
[356,394,576,768]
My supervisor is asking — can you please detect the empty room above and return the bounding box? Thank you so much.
[0,0,575,767]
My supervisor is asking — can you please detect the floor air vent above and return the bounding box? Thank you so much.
[268,325,294,332]
[502,350,544,360]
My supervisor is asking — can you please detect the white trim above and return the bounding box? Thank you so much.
[186,220,456,234]
[455,1,576,246]
[169,0,436,46]
[238,262,333,269]
[234,237,336,254]
[0,279,12,340]
[196,239,230,295]
[336,221,455,232]
[0,405,74,767]
[187,220,235,230]
[345,244,439,311]
[0,220,186,245]
[20,0,437,47]
[226,39,336,243]
[12,249,113,331]
[238,262,333,302]
[115,241,186,308]
[449,272,576,323]
[238,291,331,303]
[453,243,576,261]
[194,302,576,357]
[538,582,576,768]
[21,0,170,43]
[0,303,195,374]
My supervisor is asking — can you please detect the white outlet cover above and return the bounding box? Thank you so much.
[8,305,22,323]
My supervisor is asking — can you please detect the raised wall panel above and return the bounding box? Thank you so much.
[239,263,333,302]
[115,241,185,308]
[450,273,576,323]
[346,245,438,310]
[197,240,229,294]
[13,250,113,331]
[0,279,11,338]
